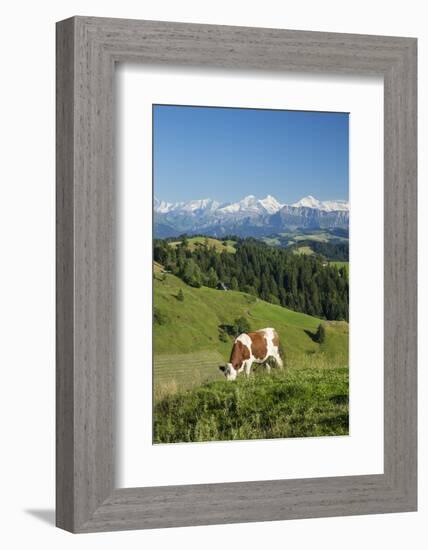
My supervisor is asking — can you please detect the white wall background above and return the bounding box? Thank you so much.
[0,1,425,548]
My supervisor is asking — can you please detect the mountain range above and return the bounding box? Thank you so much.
[154,194,349,238]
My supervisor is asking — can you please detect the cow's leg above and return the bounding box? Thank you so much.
[244,360,253,377]
[265,360,271,374]
[274,352,283,369]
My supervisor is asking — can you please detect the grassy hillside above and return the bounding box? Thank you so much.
[154,350,225,401]
[154,271,348,395]
[153,261,165,273]
[153,270,349,444]
[154,367,349,443]
[292,245,314,256]
[168,236,237,253]
[262,229,348,248]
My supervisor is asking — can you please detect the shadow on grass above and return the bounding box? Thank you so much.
[304,329,318,343]
[218,323,236,336]
[329,394,348,405]
[319,413,349,429]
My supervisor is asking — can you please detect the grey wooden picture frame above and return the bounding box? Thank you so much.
[56,16,417,533]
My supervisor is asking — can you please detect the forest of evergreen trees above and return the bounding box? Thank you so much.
[153,237,349,321]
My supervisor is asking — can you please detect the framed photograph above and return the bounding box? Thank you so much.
[56,17,417,532]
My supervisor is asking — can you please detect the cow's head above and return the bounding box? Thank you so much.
[219,363,237,381]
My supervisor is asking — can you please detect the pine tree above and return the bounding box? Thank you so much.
[207,267,219,288]
[230,276,239,291]
[219,329,228,342]
[182,259,202,288]
[233,316,250,336]
[315,323,326,343]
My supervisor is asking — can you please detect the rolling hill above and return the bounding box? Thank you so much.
[168,236,237,254]
[154,270,349,394]
[153,270,349,443]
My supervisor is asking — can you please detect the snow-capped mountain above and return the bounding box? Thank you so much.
[218,195,261,215]
[155,195,284,216]
[217,194,283,216]
[258,195,284,214]
[292,195,349,212]
[153,198,173,213]
[154,194,349,238]
[154,197,220,214]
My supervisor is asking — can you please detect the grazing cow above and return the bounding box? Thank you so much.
[219,327,283,381]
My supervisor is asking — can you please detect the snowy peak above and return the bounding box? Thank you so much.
[292,195,349,212]
[154,197,219,214]
[292,195,322,209]
[217,194,283,215]
[219,195,260,214]
[179,198,220,212]
[258,195,283,214]
[317,199,349,212]
[154,194,284,216]
[155,194,348,217]
[154,197,174,213]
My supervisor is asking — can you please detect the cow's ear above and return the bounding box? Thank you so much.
[219,365,226,372]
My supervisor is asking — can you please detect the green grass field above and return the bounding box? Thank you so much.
[292,245,314,255]
[154,350,224,400]
[262,236,281,247]
[154,367,349,443]
[153,261,165,273]
[154,273,348,361]
[168,236,237,253]
[293,232,330,243]
[153,270,349,443]
[262,230,349,250]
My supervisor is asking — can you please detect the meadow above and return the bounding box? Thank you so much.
[154,367,349,443]
[153,258,349,443]
[261,228,349,249]
[168,236,237,253]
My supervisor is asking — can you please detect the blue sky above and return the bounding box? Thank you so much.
[153,105,348,204]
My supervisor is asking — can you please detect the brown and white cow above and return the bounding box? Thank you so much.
[219,328,283,380]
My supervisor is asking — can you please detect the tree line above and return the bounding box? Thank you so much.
[289,240,349,261]
[154,237,348,321]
